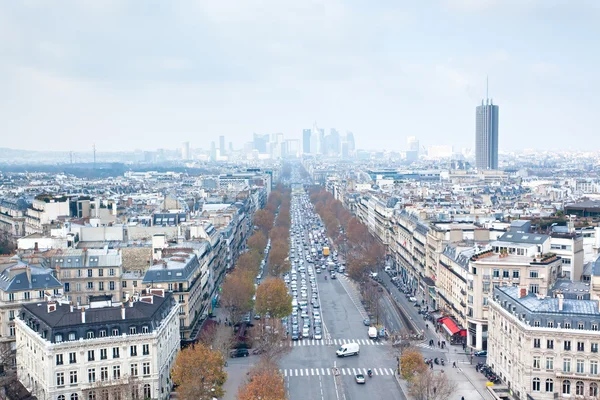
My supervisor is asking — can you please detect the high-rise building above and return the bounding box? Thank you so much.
[181,142,190,160]
[302,129,311,154]
[253,133,269,153]
[219,135,226,155]
[210,141,217,161]
[346,131,355,153]
[475,98,499,170]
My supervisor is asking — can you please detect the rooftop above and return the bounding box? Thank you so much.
[496,286,600,316]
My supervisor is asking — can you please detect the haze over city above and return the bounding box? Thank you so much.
[1,1,598,152]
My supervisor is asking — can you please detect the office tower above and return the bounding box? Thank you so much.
[346,131,355,152]
[302,129,312,154]
[328,128,341,155]
[219,135,226,155]
[341,142,349,159]
[406,136,419,162]
[310,122,321,154]
[253,133,269,153]
[181,142,190,160]
[475,98,499,170]
[210,141,217,161]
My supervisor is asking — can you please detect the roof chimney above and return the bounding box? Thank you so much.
[519,287,528,298]
[121,303,126,320]
[557,293,564,311]
[70,302,74,312]
[81,307,86,324]
[128,297,134,307]
[47,302,57,313]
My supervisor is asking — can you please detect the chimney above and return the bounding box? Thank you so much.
[47,302,57,313]
[81,307,86,324]
[121,303,126,320]
[34,242,39,252]
[519,287,527,298]
[129,297,134,307]
[557,293,564,311]
[70,302,74,312]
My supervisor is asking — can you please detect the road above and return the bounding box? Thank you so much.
[279,190,406,400]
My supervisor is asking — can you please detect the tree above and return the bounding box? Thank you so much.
[221,270,255,325]
[247,231,267,253]
[238,358,287,400]
[254,209,275,236]
[200,323,235,360]
[267,240,290,276]
[408,369,457,400]
[172,343,227,400]
[255,278,292,318]
[400,348,427,381]
[236,250,262,276]
[0,230,15,255]
[248,318,290,361]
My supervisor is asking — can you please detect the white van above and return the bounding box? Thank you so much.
[336,342,360,357]
[368,326,378,339]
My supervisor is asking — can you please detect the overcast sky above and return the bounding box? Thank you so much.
[1,0,598,152]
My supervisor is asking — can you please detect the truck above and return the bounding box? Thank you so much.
[323,246,330,257]
[336,342,360,357]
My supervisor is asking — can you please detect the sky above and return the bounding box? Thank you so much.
[0,0,598,153]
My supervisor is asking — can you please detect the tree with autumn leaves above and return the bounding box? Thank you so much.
[220,269,255,325]
[255,278,292,319]
[238,358,287,400]
[400,347,427,381]
[172,343,227,400]
[247,230,267,254]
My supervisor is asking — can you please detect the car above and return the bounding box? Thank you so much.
[312,302,320,308]
[291,331,299,340]
[363,318,371,326]
[230,348,249,358]
[314,328,322,340]
[355,374,366,384]
[474,350,487,357]
[254,314,261,320]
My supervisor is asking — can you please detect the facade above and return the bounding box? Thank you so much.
[54,248,123,306]
[488,285,600,399]
[475,99,499,170]
[16,290,180,400]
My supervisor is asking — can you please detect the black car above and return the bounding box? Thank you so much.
[230,348,249,358]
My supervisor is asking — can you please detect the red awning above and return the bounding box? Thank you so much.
[441,318,460,336]
[459,329,467,337]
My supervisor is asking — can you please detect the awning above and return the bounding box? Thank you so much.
[459,329,467,337]
[440,318,461,336]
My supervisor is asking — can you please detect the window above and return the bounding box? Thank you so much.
[577,342,585,351]
[179,294,185,303]
[564,340,572,351]
[530,284,539,294]
[564,322,571,329]
[142,326,149,334]
[87,282,94,290]
[533,356,541,369]
[98,269,104,277]
[591,361,598,375]
[56,333,63,342]
[68,332,76,341]
[546,357,554,370]
[546,379,554,392]
[593,323,599,331]
[532,377,540,392]
[88,392,96,400]
[87,331,94,339]
[70,370,78,384]
[143,344,149,355]
[563,358,571,373]
[530,270,539,278]
[69,352,77,363]
[113,365,121,379]
[591,382,599,397]
[503,270,509,278]
[112,328,119,336]
[129,326,137,334]
[547,340,554,349]
[109,281,115,290]
[109,268,115,276]
[493,269,500,278]
[142,362,150,376]
[483,282,490,293]
[577,359,585,373]
[100,367,108,381]
[576,381,585,396]
[563,380,571,395]
[87,269,93,277]
[143,385,151,399]
[57,372,65,386]
[578,322,585,330]
[88,350,95,361]
[130,345,137,356]
[98,282,104,291]
[88,368,96,383]
[112,347,120,358]
[533,320,540,327]
[122,281,127,288]
[100,349,107,360]
[513,270,520,278]
[99,329,107,338]
[130,363,138,376]
[58,396,65,400]
[24,292,30,300]
[533,338,541,348]
[71,395,79,400]
[593,343,599,353]
[56,354,64,365]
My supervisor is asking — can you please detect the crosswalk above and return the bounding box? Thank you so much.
[414,342,436,350]
[289,338,385,347]
[281,367,396,377]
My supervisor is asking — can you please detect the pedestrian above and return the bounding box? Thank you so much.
[430,362,433,369]
[461,397,465,400]
[438,340,440,347]
[453,361,456,368]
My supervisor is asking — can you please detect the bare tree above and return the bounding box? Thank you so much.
[249,319,290,362]
[200,323,236,360]
[408,369,457,400]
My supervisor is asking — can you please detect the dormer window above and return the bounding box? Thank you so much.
[142,326,149,334]
[68,332,76,341]
[87,331,94,339]
[99,329,107,338]
[55,334,63,342]
[129,327,137,334]
[112,328,119,336]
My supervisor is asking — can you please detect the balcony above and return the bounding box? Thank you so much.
[460,289,466,295]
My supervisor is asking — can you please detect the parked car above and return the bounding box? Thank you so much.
[474,350,487,357]
[230,348,249,358]
[363,318,371,326]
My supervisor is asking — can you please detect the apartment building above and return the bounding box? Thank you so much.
[16,290,179,400]
[488,285,600,399]
[142,249,205,340]
[438,232,562,350]
[25,196,70,235]
[53,248,123,306]
[0,198,27,237]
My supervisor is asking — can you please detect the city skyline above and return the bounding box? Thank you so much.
[1,2,598,152]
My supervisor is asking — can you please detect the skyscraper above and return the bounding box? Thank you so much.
[475,98,499,170]
[219,135,226,155]
[181,141,190,160]
[346,132,355,153]
[302,129,311,154]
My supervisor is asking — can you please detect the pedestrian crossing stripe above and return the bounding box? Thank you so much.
[281,367,395,377]
[289,338,385,347]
